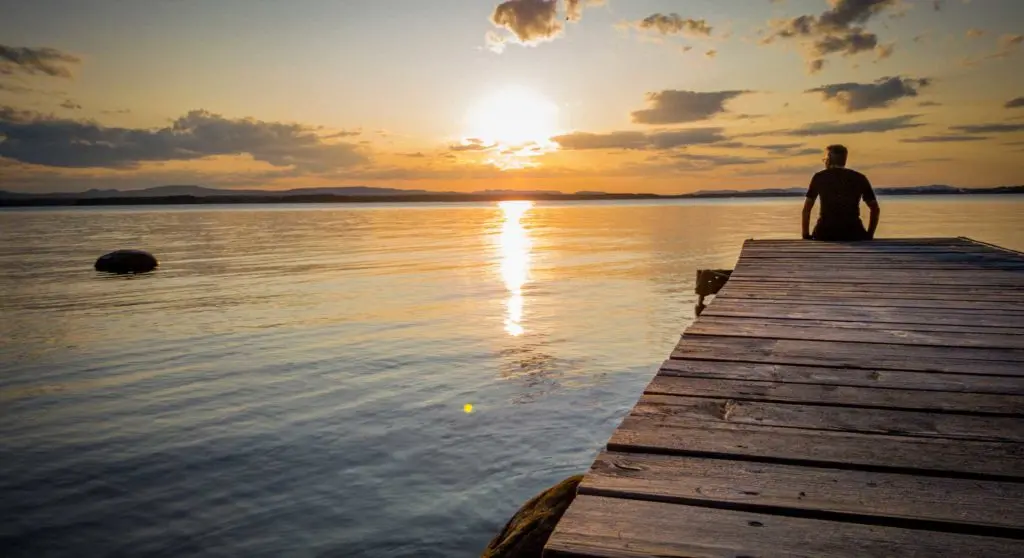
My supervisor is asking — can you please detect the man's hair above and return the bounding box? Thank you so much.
[826,144,848,167]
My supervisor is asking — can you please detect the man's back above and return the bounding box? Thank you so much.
[807,167,875,226]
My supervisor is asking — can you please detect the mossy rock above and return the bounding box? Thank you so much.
[481,475,583,558]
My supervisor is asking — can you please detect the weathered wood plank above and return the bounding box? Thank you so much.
[582,452,1024,531]
[608,418,1024,478]
[721,279,1024,298]
[718,290,1024,309]
[729,271,1024,287]
[659,359,1024,395]
[545,496,1022,557]
[685,316,1024,349]
[671,336,1024,374]
[646,375,1024,415]
[632,394,1024,442]
[702,300,1024,328]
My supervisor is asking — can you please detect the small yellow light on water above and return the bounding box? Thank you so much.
[464,403,474,414]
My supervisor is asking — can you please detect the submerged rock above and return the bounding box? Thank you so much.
[481,475,583,558]
[94,250,158,274]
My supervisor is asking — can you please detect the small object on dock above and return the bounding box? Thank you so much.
[94,249,158,274]
[694,268,732,316]
[545,237,1024,557]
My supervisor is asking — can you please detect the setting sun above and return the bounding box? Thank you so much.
[465,87,560,147]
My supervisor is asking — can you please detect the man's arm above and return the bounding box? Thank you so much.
[862,175,879,239]
[801,198,815,240]
[866,199,880,239]
[802,175,818,240]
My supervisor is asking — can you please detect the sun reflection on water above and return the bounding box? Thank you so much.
[498,200,533,336]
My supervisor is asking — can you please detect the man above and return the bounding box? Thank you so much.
[801,144,880,241]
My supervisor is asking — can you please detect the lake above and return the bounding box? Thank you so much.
[1,196,1022,557]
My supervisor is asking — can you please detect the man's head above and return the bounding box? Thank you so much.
[825,144,848,168]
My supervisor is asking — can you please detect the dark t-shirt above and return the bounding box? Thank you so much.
[806,167,876,225]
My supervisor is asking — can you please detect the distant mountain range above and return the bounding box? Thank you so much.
[1,184,1021,206]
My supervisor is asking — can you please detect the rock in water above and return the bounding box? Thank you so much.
[94,250,159,274]
[480,475,583,558]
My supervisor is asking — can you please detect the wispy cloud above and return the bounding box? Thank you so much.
[806,76,930,112]
[950,122,1024,133]
[900,134,990,143]
[630,90,750,124]
[633,13,712,36]
[0,107,368,170]
[1005,97,1024,109]
[0,44,81,78]
[552,128,726,150]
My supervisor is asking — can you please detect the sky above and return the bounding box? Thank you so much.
[0,0,1022,194]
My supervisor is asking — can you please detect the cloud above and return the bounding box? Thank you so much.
[949,123,1024,133]
[933,0,944,10]
[0,81,34,94]
[806,76,930,112]
[59,99,81,110]
[918,101,942,107]
[900,134,990,143]
[966,28,985,39]
[962,33,1024,65]
[630,90,749,124]
[784,114,924,136]
[634,14,712,36]
[0,107,367,171]
[450,137,498,151]
[671,153,764,166]
[875,43,894,60]
[705,49,717,58]
[0,45,81,78]
[552,128,726,150]
[762,0,898,71]
[565,0,603,22]
[1006,97,1024,109]
[100,108,132,115]
[488,0,599,50]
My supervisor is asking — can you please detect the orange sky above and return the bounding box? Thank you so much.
[1,0,1022,194]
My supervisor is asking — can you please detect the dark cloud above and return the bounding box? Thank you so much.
[488,0,598,49]
[806,76,930,112]
[1005,97,1024,109]
[59,99,81,110]
[900,135,990,143]
[450,138,498,151]
[781,114,924,136]
[635,14,712,36]
[918,101,942,107]
[0,81,34,94]
[565,0,603,22]
[762,0,897,71]
[0,107,367,170]
[0,45,81,78]
[631,90,749,124]
[552,128,726,150]
[950,123,1024,133]
[671,152,764,166]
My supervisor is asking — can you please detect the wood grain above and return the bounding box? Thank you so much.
[582,452,1024,530]
[670,336,1024,374]
[658,358,1024,394]
[702,300,1024,328]
[685,316,1024,349]
[645,375,1024,415]
[545,496,1022,558]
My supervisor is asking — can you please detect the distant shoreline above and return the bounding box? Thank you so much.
[1,187,1022,207]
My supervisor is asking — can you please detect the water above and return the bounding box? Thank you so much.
[1,196,1021,557]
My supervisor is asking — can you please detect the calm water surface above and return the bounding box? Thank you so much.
[2,197,1022,557]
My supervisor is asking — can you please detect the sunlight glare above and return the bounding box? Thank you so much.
[498,200,533,336]
[464,88,559,169]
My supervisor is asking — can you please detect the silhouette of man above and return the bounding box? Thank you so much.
[802,144,880,241]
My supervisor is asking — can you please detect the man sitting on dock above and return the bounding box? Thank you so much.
[801,144,880,241]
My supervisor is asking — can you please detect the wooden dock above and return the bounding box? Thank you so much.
[544,237,1024,557]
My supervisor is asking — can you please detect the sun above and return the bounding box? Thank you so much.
[465,87,559,147]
